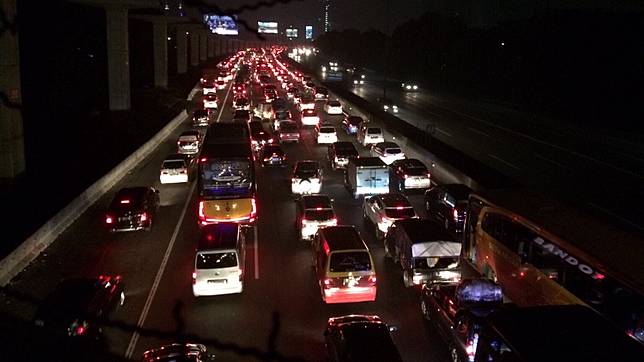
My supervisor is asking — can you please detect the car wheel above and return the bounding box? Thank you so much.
[383,241,391,258]
[375,224,383,239]
[425,201,431,213]
[420,299,431,320]
[444,217,450,232]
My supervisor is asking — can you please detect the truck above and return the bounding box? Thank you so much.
[384,219,461,287]
[345,157,389,199]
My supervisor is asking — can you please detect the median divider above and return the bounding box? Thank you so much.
[0,107,191,286]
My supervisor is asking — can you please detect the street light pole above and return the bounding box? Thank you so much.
[382,0,390,100]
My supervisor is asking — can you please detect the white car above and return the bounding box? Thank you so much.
[299,98,315,111]
[215,80,226,90]
[301,109,320,126]
[363,193,417,237]
[370,142,405,165]
[202,82,217,95]
[316,125,338,144]
[324,100,343,115]
[358,126,385,147]
[176,131,202,155]
[291,161,322,195]
[202,94,218,109]
[159,155,189,184]
[296,195,337,240]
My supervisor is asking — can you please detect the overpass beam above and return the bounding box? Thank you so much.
[105,6,130,110]
[176,26,187,74]
[152,19,168,87]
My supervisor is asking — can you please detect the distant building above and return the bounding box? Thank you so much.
[321,0,331,32]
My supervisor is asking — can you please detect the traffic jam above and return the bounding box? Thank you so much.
[36,46,643,361]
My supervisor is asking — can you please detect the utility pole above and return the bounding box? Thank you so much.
[382,0,390,100]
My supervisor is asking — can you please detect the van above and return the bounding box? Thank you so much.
[192,223,246,297]
[345,157,389,199]
[312,226,377,304]
[384,219,461,287]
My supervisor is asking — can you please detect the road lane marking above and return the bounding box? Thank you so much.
[534,152,568,169]
[587,202,644,231]
[124,180,197,359]
[488,154,521,170]
[215,77,235,123]
[254,225,259,279]
[467,126,490,137]
[436,127,453,137]
[432,103,642,179]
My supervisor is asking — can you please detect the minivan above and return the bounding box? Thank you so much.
[192,223,246,297]
[312,226,377,304]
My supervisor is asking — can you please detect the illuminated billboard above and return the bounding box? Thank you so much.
[305,25,313,40]
[257,21,278,34]
[286,28,298,38]
[203,14,239,35]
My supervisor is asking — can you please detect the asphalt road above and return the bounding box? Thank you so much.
[0,59,470,361]
[308,56,644,233]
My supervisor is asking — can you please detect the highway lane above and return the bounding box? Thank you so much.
[306,57,644,231]
[0,58,471,361]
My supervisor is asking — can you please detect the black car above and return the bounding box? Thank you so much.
[250,128,274,151]
[324,315,403,362]
[389,158,431,192]
[327,141,359,170]
[342,116,364,135]
[424,184,472,233]
[105,187,160,232]
[142,343,215,362]
[259,144,287,167]
[34,275,125,345]
[192,108,210,127]
[232,109,251,123]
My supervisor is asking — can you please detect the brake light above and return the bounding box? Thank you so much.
[105,216,113,224]
[200,157,207,163]
[76,326,85,335]
[395,206,405,210]
[453,209,459,220]
[369,275,377,283]
[323,278,331,288]
[403,174,409,179]
[140,212,148,222]
[192,272,197,284]
[330,218,338,225]
[301,218,308,225]
[250,198,257,219]
[198,201,205,220]
[239,269,243,281]
[120,199,130,204]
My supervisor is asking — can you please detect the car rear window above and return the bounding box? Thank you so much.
[329,251,372,272]
[319,127,335,133]
[163,160,185,169]
[367,128,382,134]
[280,124,298,133]
[413,257,459,270]
[328,101,341,107]
[304,209,335,221]
[385,207,415,219]
[196,252,238,269]
[385,148,402,155]
[405,166,428,176]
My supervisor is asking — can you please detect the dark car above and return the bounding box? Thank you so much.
[34,275,125,345]
[259,144,287,167]
[277,121,300,143]
[250,128,274,151]
[327,141,359,170]
[192,108,210,127]
[105,187,160,232]
[424,183,472,233]
[389,158,431,192]
[342,116,364,135]
[232,109,251,123]
[142,343,215,362]
[324,315,403,362]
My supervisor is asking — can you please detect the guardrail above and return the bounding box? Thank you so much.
[0,107,191,286]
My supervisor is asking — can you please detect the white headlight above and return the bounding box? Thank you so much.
[361,75,365,79]
[384,105,389,110]
[413,85,418,90]
[406,85,411,89]
[353,80,358,84]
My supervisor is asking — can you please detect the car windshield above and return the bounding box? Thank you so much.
[200,160,251,195]
[162,160,185,169]
[385,207,415,219]
[196,252,238,269]
[413,257,459,270]
[329,251,372,272]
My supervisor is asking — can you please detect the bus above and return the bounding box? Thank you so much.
[462,188,644,344]
[197,123,256,225]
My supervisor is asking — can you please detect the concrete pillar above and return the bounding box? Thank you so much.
[152,20,168,87]
[207,35,214,58]
[0,0,25,179]
[105,7,130,110]
[199,31,207,61]
[189,31,199,66]
[176,27,187,74]
[215,36,221,56]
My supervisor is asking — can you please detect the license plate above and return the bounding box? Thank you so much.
[118,217,130,222]
[207,279,227,284]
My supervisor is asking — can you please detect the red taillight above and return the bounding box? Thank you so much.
[192,272,197,284]
[403,174,409,179]
[250,198,257,218]
[323,278,331,287]
[453,209,459,220]
[395,206,405,210]
[198,201,205,220]
[301,218,307,225]
[105,216,113,224]
[369,275,377,283]
[330,218,338,225]
[76,326,85,335]
[140,212,148,222]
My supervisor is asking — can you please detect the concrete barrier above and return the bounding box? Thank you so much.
[0,107,190,286]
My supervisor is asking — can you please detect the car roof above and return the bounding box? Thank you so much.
[320,226,366,251]
[296,160,320,170]
[163,154,188,162]
[391,158,426,169]
[197,223,239,251]
[438,184,473,200]
[393,219,454,243]
[377,193,412,207]
[350,157,386,167]
[302,195,332,209]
